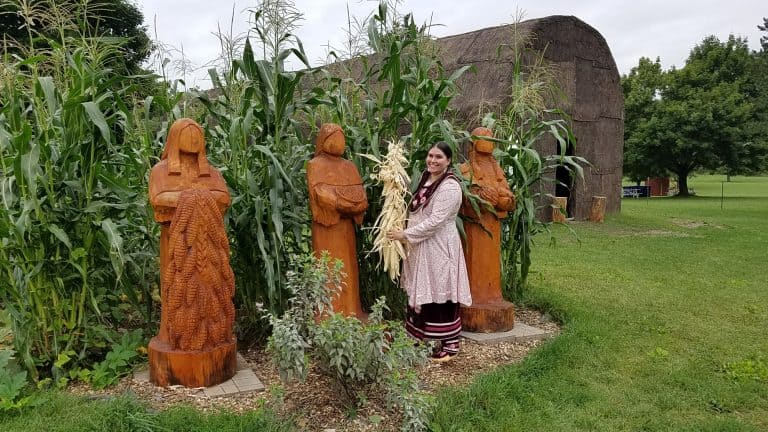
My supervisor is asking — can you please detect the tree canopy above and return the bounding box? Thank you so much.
[0,0,151,74]
[622,34,768,195]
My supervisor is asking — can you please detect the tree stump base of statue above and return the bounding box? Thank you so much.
[148,338,236,388]
[460,300,516,333]
[590,196,606,223]
[552,197,568,223]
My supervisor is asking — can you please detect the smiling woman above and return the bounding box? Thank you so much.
[388,142,472,362]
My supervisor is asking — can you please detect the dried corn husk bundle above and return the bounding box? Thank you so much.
[369,140,410,281]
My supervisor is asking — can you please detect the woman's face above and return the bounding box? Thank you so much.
[426,146,450,175]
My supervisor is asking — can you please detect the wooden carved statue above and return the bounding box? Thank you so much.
[148,118,236,387]
[307,123,368,317]
[459,127,517,332]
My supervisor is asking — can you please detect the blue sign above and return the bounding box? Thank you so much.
[622,186,650,198]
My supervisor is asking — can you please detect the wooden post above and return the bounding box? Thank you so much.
[589,196,606,223]
[552,197,568,223]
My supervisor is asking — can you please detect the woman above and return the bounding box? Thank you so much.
[387,142,472,362]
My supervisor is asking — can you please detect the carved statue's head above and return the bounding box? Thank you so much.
[471,127,494,155]
[162,118,210,176]
[315,123,345,157]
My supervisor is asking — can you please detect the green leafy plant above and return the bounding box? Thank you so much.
[265,253,434,431]
[722,356,768,383]
[0,348,33,410]
[0,2,168,380]
[73,329,145,389]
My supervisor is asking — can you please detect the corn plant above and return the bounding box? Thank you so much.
[319,1,471,315]
[196,1,327,332]
[0,4,167,379]
[488,17,589,299]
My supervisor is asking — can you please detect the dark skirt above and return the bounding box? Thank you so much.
[405,302,461,354]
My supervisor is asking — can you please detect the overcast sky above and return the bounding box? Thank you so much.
[135,0,765,89]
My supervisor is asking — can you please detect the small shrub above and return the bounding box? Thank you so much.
[648,346,670,361]
[265,253,434,431]
[69,329,146,389]
[0,348,32,411]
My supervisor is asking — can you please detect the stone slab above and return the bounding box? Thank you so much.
[461,322,551,344]
[133,353,265,397]
[133,368,150,382]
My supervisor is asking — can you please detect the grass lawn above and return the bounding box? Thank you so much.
[432,175,768,431]
[0,391,294,431]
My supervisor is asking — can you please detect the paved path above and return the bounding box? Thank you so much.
[462,322,551,344]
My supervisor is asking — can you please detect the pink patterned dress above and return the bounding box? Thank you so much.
[401,173,471,355]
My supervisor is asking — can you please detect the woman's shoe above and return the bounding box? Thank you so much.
[430,349,456,363]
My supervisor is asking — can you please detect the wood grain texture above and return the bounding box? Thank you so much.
[459,128,517,332]
[148,119,236,388]
[307,123,368,318]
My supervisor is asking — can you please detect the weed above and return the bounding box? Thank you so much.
[265,253,433,431]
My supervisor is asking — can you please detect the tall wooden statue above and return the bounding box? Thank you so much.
[307,123,368,317]
[459,127,517,332]
[148,118,236,387]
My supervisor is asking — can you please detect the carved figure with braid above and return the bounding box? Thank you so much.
[147,118,236,387]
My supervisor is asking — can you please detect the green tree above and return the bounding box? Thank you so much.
[0,0,151,74]
[684,35,765,180]
[621,57,665,184]
[745,19,768,173]
[622,36,759,195]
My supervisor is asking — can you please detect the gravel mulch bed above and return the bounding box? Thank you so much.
[68,307,560,431]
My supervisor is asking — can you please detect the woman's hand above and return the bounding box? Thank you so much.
[386,230,407,242]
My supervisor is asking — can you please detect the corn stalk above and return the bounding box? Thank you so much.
[0,9,165,378]
[489,17,589,300]
[196,1,328,333]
